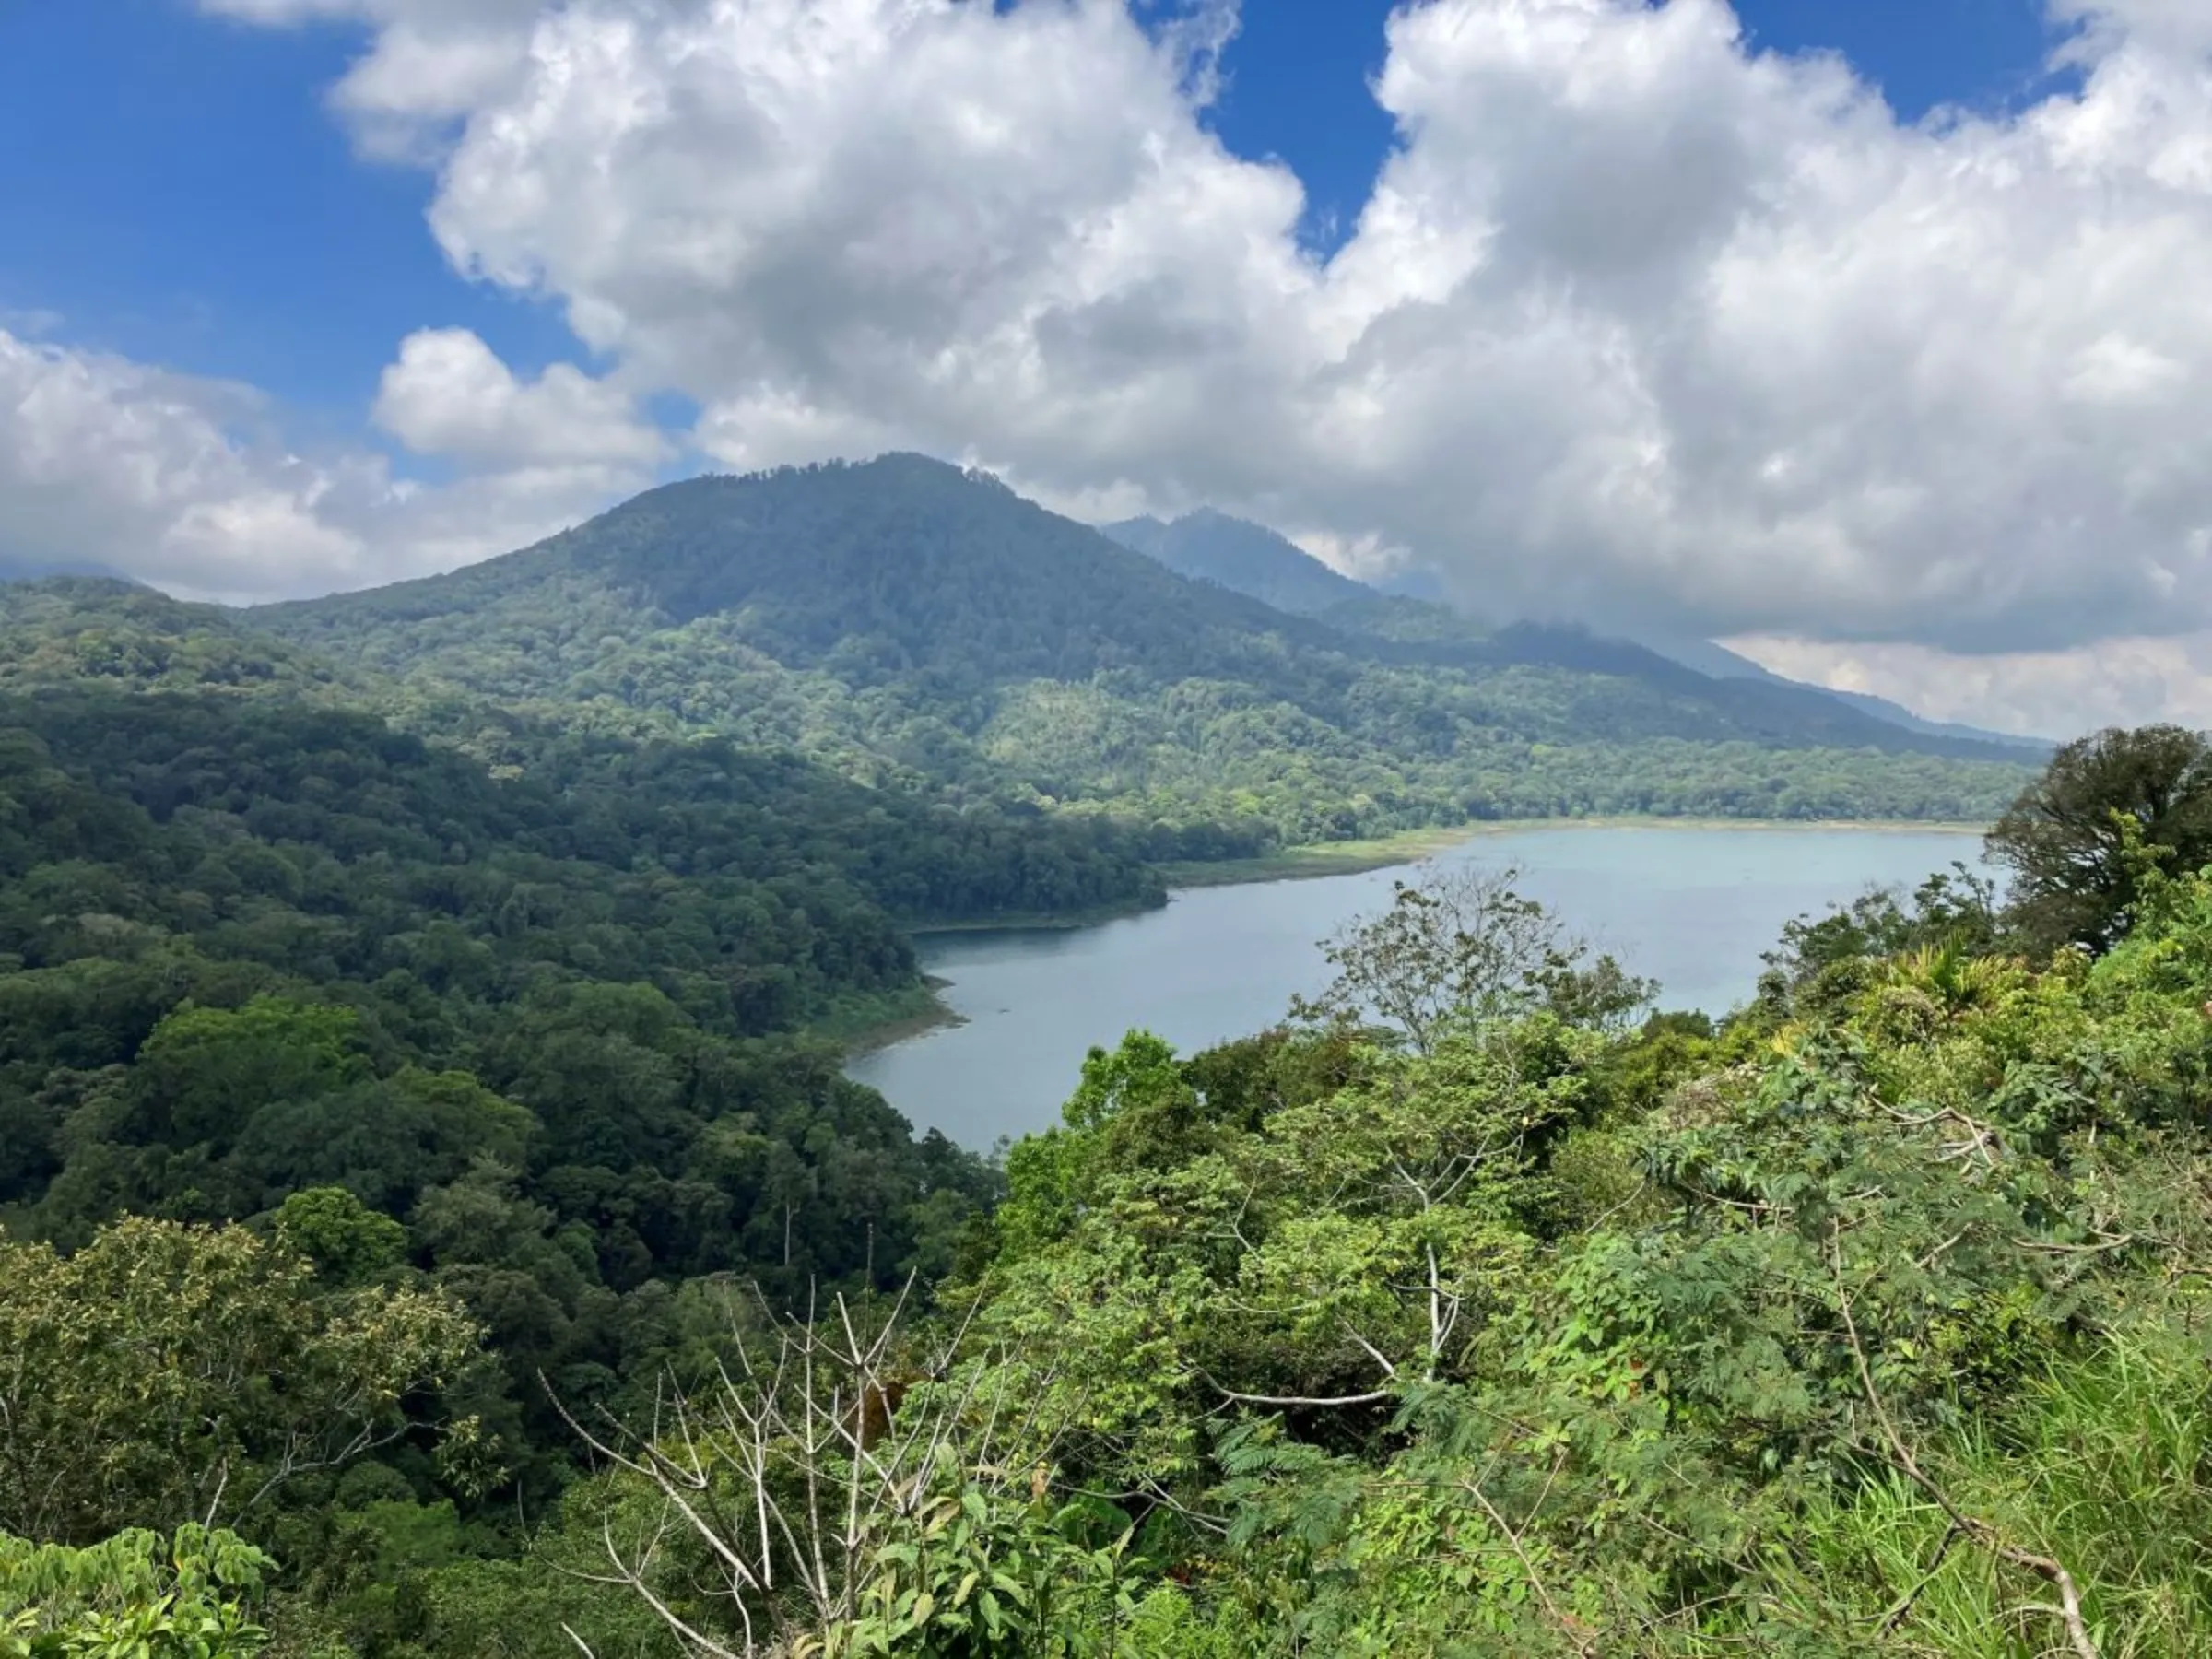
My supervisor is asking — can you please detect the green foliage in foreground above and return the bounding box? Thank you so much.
[0,1217,480,1548]
[453,856,2212,1659]
[1,1526,273,1659]
[23,859,2212,1653]
[4,706,2195,1656]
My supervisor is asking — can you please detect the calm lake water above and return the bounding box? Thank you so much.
[848,825,1983,1149]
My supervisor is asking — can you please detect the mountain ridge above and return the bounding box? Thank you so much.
[1102,509,1373,617]
[1106,503,2049,753]
[242,453,2036,837]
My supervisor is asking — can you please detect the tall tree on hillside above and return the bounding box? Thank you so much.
[1988,724,2212,951]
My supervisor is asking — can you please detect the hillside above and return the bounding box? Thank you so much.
[29,745,2212,1657]
[1634,629,2051,750]
[253,454,2037,838]
[0,577,355,700]
[1101,506,2050,756]
[0,576,1176,924]
[1103,508,1373,616]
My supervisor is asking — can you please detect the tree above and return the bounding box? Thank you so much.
[127,997,368,1153]
[553,1285,1136,1659]
[1756,862,2003,1015]
[1292,865,1653,1051]
[272,1187,408,1285]
[0,1218,480,1545]
[1988,724,2212,951]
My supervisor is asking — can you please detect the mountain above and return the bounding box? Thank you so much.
[1102,507,2052,758]
[0,551,128,583]
[1823,688,2050,751]
[0,576,358,700]
[251,454,2037,837]
[0,574,1176,926]
[1102,509,1373,617]
[1631,633,1780,683]
[1097,511,1495,651]
[1629,629,2051,751]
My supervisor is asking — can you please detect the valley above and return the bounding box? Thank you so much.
[12,5,2212,1649]
[0,457,2172,1659]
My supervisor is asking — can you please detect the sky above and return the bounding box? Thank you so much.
[0,0,2206,736]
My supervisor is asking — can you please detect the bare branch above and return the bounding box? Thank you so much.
[1462,1477,1597,1659]
[1214,1385,1393,1409]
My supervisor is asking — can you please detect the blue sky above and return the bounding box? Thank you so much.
[0,0,575,414]
[0,0,2071,418]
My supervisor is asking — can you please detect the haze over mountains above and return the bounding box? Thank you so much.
[1104,510,1376,618]
[1103,507,2049,754]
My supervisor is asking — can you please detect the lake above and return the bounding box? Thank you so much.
[847,824,1985,1148]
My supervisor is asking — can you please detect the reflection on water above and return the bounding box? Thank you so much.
[847,825,1983,1149]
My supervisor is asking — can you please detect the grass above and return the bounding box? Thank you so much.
[1781,1320,2212,1656]
[1156,824,1490,888]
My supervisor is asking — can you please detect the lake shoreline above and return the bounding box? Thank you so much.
[1158,815,1988,889]
[833,976,971,1059]
[839,817,1990,1057]
[848,821,1992,1147]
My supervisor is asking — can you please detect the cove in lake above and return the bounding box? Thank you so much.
[848,824,1983,1149]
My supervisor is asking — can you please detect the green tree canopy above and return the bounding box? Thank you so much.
[0,1218,480,1546]
[1989,722,2212,951]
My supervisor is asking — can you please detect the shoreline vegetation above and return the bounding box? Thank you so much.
[831,814,1994,1056]
[1157,814,1987,888]
[831,976,970,1058]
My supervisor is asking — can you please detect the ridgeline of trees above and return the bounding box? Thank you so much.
[7,724,2212,1656]
[245,455,2039,838]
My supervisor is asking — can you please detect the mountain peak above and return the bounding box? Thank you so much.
[259,448,1316,681]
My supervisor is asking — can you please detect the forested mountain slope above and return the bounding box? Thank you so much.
[0,575,1189,916]
[0,681,1036,1524]
[0,577,357,699]
[1105,505,2050,756]
[1635,628,2050,750]
[253,454,2036,836]
[1103,508,1374,616]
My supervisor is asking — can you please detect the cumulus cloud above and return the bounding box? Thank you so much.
[0,327,643,602]
[373,327,668,468]
[151,0,2212,729]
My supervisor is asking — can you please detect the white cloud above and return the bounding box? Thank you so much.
[0,327,641,603]
[147,0,2212,730]
[200,0,547,159]
[373,327,668,468]
[1729,632,2212,738]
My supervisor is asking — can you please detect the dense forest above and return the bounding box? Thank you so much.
[0,666,1174,1604]
[246,455,2038,837]
[11,719,2212,1657]
[0,457,2143,1657]
[1102,509,2045,757]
